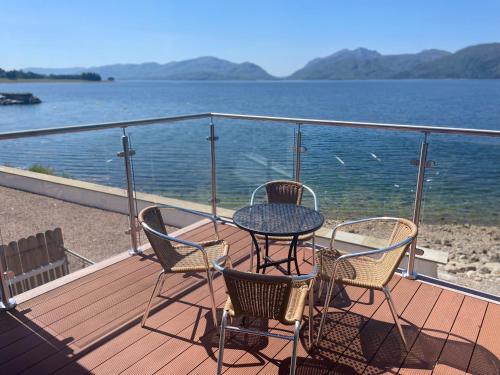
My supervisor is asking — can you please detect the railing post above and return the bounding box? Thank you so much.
[208,118,218,217]
[405,131,429,279]
[119,129,141,255]
[294,124,303,182]
[0,247,16,311]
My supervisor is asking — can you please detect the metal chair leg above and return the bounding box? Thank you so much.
[207,269,218,327]
[383,286,409,351]
[312,234,316,265]
[217,310,228,375]
[141,271,165,327]
[157,273,167,296]
[308,285,314,348]
[318,279,324,300]
[290,320,300,375]
[249,241,254,272]
[316,280,335,346]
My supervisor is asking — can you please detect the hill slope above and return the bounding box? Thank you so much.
[400,43,500,78]
[289,48,451,79]
[28,57,274,80]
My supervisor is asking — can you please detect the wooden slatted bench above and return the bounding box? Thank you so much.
[0,228,93,295]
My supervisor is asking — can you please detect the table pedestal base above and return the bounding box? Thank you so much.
[250,233,301,276]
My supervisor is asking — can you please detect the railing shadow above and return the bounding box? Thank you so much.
[283,311,499,375]
[0,309,88,373]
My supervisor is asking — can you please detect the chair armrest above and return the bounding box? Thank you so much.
[155,204,220,240]
[141,220,207,253]
[250,182,268,205]
[291,265,318,290]
[302,184,318,211]
[330,216,413,251]
[212,255,232,273]
[322,223,414,280]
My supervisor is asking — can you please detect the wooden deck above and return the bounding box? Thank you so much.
[0,222,498,374]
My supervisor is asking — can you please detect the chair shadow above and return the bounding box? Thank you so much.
[198,312,272,367]
[291,311,499,375]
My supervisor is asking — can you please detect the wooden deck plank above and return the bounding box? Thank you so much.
[0,224,496,375]
[103,244,289,375]
[17,225,249,375]
[261,275,413,375]
[2,223,238,374]
[398,289,464,374]
[362,283,442,374]
[183,247,316,375]
[466,303,500,375]
[222,281,374,375]
[432,296,488,375]
[18,221,220,311]
[328,276,421,374]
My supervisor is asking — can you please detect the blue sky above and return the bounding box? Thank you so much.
[2,0,500,76]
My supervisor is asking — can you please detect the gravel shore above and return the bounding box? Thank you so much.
[0,186,131,263]
[325,218,499,295]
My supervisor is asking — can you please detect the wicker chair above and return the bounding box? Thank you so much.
[138,205,229,328]
[213,255,317,375]
[250,180,319,269]
[311,217,417,350]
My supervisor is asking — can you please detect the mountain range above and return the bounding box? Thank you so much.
[26,43,500,80]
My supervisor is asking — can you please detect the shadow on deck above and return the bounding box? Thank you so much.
[0,222,498,374]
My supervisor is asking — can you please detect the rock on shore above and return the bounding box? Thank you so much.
[0,92,42,105]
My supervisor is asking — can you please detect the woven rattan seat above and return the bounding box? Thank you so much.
[311,217,417,350]
[138,205,228,328]
[165,240,228,273]
[213,256,317,375]
[318,249,390,289]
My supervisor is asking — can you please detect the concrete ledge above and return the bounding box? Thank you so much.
[0,165,233,227]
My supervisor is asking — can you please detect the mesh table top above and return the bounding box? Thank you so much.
[232,203,324,236]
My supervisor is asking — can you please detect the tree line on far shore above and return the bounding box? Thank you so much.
[0,68,102,81]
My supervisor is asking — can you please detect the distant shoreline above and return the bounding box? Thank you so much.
[0,78,109,84]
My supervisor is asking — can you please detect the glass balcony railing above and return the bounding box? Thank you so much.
[215,119,295,211]
[300,126,421,222]
[0,112,499,309]
[0,129,133,298]
[418,134,500,295]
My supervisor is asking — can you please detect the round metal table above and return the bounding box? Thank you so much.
[233,203,324,275]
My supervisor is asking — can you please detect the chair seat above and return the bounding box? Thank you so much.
[317,249,387,290]
[166,240,229,273]
[223,281,309,325]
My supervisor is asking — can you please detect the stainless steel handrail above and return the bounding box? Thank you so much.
[0,113,210,140]
[211,113,500,137]
[0,112,499,140]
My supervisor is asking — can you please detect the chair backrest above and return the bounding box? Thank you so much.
[378,218,418,285]
[264,180,304,205]
[138,206,175,267]
[222,268,293,322]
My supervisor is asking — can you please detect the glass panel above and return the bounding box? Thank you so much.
[0,129,130,295]
[300,126,421,229]
[215,119,296,212]
[419,134,500,295]
[128,120,212,214]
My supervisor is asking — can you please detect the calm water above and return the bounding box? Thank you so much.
[0,80,499,224]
